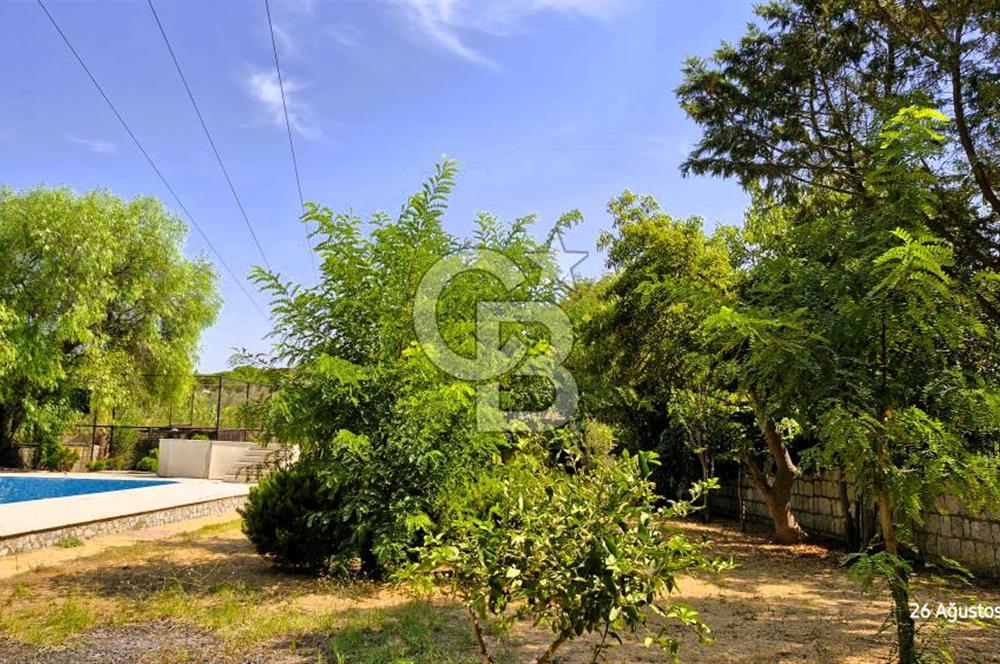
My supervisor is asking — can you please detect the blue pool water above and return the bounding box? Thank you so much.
[0,476,175,504]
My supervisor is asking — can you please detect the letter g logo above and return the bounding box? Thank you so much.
[413,248,577,431]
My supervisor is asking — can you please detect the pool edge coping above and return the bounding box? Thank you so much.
[0,473,250,539]
[0,493,249,557]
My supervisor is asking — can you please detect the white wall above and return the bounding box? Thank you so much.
[158,439,212,479]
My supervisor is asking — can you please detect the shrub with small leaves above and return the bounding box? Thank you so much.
[135,448,158,473]
[240,461,355,573]
[402,448,729,663]
[35,437,79,472]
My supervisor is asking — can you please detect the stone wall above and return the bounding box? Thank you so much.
[17,443,96,472]
[709,472,1000,577]
[0,495,247,557]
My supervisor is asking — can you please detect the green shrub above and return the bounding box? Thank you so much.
[135,448,158,473]
[404,449,729,662]
[35,438,79,472]
[55,535,84,548]
[85,458,109,472]
[240,461,354,573]
[108,428,142,470]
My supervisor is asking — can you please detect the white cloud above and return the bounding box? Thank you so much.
[271,22,300,60]
[266,0,324,62]
[327,23,364,53]
[402,1,498,68]
[245,70,322,140]
[66,136,116,155]
[394,0,617,68]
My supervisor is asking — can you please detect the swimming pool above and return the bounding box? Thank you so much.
[0,476,176,504]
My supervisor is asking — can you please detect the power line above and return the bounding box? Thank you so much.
[37,0,268,319]
[264,0,318,278]
[147,0,272,272]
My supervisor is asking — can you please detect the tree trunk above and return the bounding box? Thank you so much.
[697,450,712,522]
[466,606,496,664]
[874,401,915,663]
[536,634,567,664]
[877,487,917,664]
[744,389,806,544]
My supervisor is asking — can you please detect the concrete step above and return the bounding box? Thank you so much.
[222,475,250,483]
[217,443,293,484]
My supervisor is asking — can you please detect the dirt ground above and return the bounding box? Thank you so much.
[0,518,996,663]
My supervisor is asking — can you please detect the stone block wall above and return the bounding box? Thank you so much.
[16,443,95,472]
[0,495,247,557]
[709,472,1000,577]
[915,496,1000,576]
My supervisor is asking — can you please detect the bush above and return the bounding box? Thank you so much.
[86,458,109,472]
[108,428,142,470]
[35,437,79,472]
[135,448,158,473]
[240,461,354,573]
[404,449,729,662]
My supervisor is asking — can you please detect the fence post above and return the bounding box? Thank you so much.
[215,375,223,439]
[108,407,116,459]
[738,462,746,534]
[242,381,252,441]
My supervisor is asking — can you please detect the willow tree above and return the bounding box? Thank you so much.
[0,188,220,466]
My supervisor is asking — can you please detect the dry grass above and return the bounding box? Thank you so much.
[0,518,996,663]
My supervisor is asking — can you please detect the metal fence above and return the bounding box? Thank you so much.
[64,374,269,463]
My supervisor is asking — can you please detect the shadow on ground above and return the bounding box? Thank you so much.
[0,518,997,663]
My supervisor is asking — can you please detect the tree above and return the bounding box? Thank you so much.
[248,161,579,573]
[667,371,744,521]
[575,192,810,542]
[405,446,726,664]
[700,306,819,544]
[0,188,220,466]
[814,109,1000,664]
[723,108,1000,663]
[677,0,1000,320]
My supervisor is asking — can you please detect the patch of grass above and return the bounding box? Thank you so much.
[0,517,514,661]
[326,601,515,664]
[177,519,242,542]
[55,535,84,549]
[0,599,98,646]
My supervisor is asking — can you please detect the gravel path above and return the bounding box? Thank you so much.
[0,619,328,664]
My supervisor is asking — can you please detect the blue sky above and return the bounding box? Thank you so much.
[1,0,755,371]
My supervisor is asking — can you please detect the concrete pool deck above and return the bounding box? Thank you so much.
[0,471,249,557]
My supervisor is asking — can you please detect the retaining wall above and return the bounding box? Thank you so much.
[709,472,1000,577]
[0,495,247,557]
